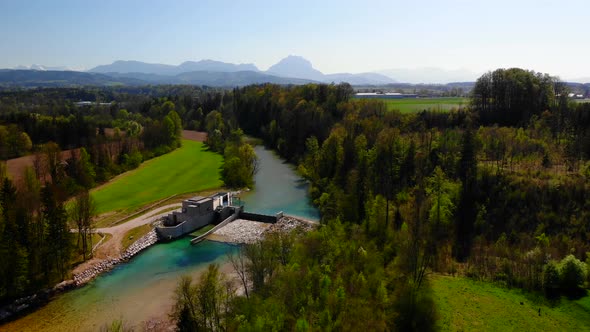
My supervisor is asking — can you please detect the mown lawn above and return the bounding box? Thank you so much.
[92,140,223,215]
[431,275,590,331]
[382,97,468,113]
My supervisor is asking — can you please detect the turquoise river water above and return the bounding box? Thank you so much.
[3,146,318,331]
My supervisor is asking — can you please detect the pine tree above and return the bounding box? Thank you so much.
[42,186,71,280]
[455,128,478,261]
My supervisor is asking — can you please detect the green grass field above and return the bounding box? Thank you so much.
[431,275,590,331]
[380,97,469,113]
[91,139,223,215]
[121,224,153,251]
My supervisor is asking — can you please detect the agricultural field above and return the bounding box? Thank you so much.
[431,275,590,331]
[381,97,469,113]
[91,139,223,216]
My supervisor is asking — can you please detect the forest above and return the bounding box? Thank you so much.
[0,69,589,330]
[170,69,590,330]
[0,86,234,304]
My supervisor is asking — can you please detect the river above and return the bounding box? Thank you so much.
[3,145,318,332]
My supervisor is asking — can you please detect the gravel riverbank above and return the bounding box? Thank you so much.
[209,216,316,244]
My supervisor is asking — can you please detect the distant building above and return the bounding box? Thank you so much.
[567,93,586,99]
[74,101,113,107]
[354,92,418,99]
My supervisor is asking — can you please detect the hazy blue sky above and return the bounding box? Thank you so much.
[0,0,588,79]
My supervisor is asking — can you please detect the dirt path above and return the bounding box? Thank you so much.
[73,203,181,274]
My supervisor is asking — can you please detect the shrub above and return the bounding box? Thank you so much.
[542,261,560,294]
[559,254,587,291]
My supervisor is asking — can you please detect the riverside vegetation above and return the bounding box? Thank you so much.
[0,86,238,309]
[0,70,589,330]
[169,69,590,331]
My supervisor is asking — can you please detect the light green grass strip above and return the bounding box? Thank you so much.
[381,97,468,113]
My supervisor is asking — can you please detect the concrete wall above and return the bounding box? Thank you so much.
[239,211,278,224]
[218,205,240,222]
[181,197,214,217]
[157,194,238,240]
[191,207,240,244]
[156,212,217,240]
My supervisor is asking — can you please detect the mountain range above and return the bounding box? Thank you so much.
[0,56,399,87]
[12,64,76,71]
[4,55,588,88]
[86,55,397,85]
[89,59,259,76]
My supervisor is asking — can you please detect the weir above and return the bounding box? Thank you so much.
[155,192,285,244]
[155,192,232,240]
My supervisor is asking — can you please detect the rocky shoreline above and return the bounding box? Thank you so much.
[0,229,159,323]
[73,229,159,286]
[0,217,316,323]
[210,216,316,244]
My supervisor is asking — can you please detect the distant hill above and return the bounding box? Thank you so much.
[2,57,491,87]
[377,67,479,84]
[89,59,260,76]
[89,60,178,75]
[177,60,258,73]
[11,64,76,71]
[87,55,397,85]
[0,69,314,88]
[0,70,144,87]
[172,70,313,86]
[324,72,396,85]
[98,70,316,86]
[266,55,397,85]
[267,55,324,81]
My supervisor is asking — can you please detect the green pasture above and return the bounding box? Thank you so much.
[431,275,590,331]
[380,97,468,113]
[92,140,223,216]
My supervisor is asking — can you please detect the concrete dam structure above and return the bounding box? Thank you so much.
[155,192,283,243]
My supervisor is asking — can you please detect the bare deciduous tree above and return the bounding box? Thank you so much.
[70,190,96,260]
[227,247,250,298]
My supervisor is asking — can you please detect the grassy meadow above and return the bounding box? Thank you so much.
[121,224,153,251]
[92,139,223,216]
[380,97,469,113]
[431,275,590,331]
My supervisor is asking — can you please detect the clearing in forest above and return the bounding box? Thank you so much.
[431,275,590,331]
[91,139,222,216]
[382,97,468,113]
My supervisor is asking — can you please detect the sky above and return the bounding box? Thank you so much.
[0,0,588,80]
